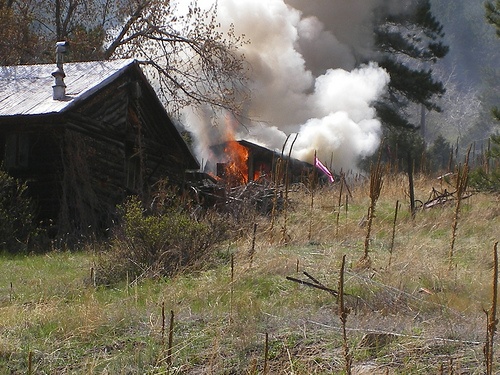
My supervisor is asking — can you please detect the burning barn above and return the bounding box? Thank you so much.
[211,139,332,186]
[185,139,334,214]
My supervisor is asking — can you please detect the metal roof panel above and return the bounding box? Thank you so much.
[0,59,136,116]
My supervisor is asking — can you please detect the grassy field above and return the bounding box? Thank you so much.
[1,173,499,374]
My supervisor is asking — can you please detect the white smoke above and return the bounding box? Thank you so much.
[185,0,396,173]
[292,64,389,167]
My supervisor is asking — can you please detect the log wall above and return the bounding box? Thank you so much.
[0,65,198,235]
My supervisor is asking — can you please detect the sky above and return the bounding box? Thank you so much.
[182,0,413,172]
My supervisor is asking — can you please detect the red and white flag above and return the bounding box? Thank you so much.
[314,157,334,183]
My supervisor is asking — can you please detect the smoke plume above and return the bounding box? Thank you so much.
[184,0,410,172]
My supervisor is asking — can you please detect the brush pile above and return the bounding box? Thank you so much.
[186,172,286,216]
[226,180,285,215]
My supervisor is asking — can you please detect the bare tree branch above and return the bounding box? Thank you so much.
[2,0,249,115]
[103,0,152,59]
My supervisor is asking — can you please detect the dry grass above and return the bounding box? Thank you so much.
[1,172,499,373]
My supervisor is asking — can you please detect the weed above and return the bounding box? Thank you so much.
[0,167,42,253]
[0,174,499,373]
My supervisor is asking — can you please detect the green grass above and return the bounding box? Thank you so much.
[1,174,499,373]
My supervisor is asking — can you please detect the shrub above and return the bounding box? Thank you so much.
[0,167,40,253]
[95,195,232,285]
[427,135,452,173]
[470,134,500,192]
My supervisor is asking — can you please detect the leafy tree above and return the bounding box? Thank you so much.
[3,0,248,116]
[372,0,449,166]
[0,1,45,64]
[426,80,482,147]
[383,127,426,171]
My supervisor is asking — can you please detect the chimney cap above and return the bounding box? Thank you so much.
[56,40,69,51]
[52,41,68,100]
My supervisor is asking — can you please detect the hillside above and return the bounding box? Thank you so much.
[1,173,499,374]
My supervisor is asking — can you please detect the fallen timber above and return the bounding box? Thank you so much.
[420,187,474,209]
[186,174,286,215]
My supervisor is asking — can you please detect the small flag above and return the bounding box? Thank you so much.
[314,157,335,183]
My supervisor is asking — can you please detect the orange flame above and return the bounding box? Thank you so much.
[224,140,249,185]
[221,115,249,186]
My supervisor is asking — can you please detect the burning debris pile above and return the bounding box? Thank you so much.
[219,181,283,218]
[186,173,286,216]
[185,138,328,215]
[186,132,335,216]
[186,164,287,216]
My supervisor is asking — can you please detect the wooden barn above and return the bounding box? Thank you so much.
[213,139,329,185]
[237,140,319,183]
[0,51,199,235]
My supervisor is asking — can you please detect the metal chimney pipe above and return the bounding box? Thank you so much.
[51,41,69,100]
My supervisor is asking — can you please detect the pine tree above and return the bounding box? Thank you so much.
[372,0,449,165]
[485,0,500,121]
[486,0,500,37]
[427,135,452,172]
[470,135,500,192]
[468,1,500,192]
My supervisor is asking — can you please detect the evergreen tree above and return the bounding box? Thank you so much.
[470,134,500,192]
[469,1,500,192]
[485,0,500,121]
[372,0,449,166]
[486,0,500,37]
[427,135,452,172]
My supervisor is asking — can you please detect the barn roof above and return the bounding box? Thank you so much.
[0,58,200,170]
[0,59,136,116]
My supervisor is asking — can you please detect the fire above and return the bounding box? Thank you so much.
[253,169,261,181]
[217,114,250,186]
[223,140,249,185]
